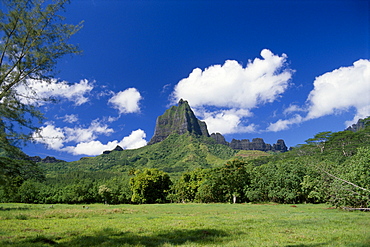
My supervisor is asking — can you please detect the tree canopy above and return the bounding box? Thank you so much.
[0,0,82,148]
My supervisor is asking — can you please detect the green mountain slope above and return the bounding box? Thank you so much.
[40,133,241,176]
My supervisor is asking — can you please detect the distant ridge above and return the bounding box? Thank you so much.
[146,99,287,152]
[27,155,65,163]
[346,117,370,132]
[211,133,288,153]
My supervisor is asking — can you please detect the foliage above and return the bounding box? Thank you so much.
[0,1,368,208]
[40,133,237,177]
[246,158,310,203]
[2,117,370,206]
[172,159,252,203]
[320,147,370,208]
[0,157,44,202]
[171,168,209,202]
[0,0,82,145]
[206,159,252,203]
[130,168,172,204]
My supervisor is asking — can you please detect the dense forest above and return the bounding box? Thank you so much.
[1,0,368,210]
[1,117,369,208]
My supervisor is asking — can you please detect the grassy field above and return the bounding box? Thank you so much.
[0,203,369,247]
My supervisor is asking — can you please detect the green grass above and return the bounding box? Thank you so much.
[0,203,369,246]
[235,150,271,159]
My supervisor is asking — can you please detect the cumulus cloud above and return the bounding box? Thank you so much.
[63,120,114,143]
[34,120,113,149]
[17,79,94,105]
[108,88,142,114]
[198,108,255,134]
[267,114,303,132]
[172,49,292,108]
[171,49,293,134]
[267,59,370,131]
[64,129,147,156]
[33,123,65,150]
[305,59,370,122]
[118,129,147,149]
[34,120,147,156]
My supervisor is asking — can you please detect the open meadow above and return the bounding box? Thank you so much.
[0,203,369,247]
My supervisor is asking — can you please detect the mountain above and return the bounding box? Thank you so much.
[148,99,209,145]
[228,137,288,152]
[35,100,290,175]
[210,133,287,153]
[148,99,287,152]
[345,117,370,132]
[41,133,239,176]
[27,156,65,163]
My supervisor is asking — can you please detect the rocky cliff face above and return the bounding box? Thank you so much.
[103,145,124,155]
[210,133,228,146]
[213,134,288,152]
[346,117,370,132]
[148,99,209,145]
[272,139,288,152]
[148,99,287,152]
[27,156,65,163]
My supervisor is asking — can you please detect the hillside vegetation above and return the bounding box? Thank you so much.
[1,118,370,208]
[40,133,239,176]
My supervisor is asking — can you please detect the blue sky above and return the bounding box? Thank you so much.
[20,0,369,161]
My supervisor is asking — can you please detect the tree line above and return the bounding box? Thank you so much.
[0,0,369,208]
[1,124,370,208]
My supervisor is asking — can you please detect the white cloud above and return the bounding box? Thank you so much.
[345,105,370,127]
[65,140,118,156]
[267,114,303,132]
[171,49,293,134]
[267,59,370,131]
[17,79,94,106]
[172,49,292,109]
[108,88,142,114]
[63,119,114,143]
[33,123,65,150]
[283,104,306,115]
[107,116,119,122]
[64,129,147,156]
[118,129,147,149]
[34,120,147,156]
[62,114,79,123]
[197,108,255,134]
[306,59,370,121]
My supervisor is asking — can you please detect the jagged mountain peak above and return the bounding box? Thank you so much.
[148,99,209,145]
[147,100,287,152]
[346,116,370,132]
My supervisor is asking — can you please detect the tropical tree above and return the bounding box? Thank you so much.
[98,184,112,204]
[130,168,172,204]
[305,131,332,153]
[0,156,44,202]
[216,159,251,203]
[0,0,82,147]
[320,147,370,208]
[192,159,251,203]
[246,158,309,203]
[172,168,208,202]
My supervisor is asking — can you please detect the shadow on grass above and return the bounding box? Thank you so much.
[32,228,231,246]
[285,239,370,247]
[285,244,327,247]
[0,206,31,211]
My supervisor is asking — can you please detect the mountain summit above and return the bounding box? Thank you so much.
[148,99,209,145]
[147,99,287,152]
